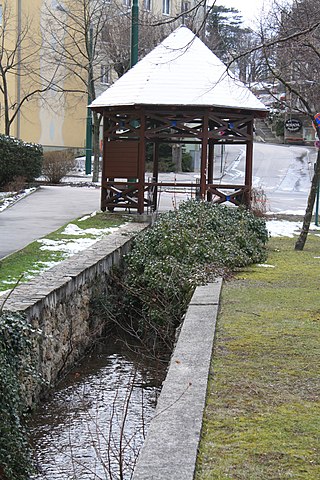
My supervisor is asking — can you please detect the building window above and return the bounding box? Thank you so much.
[182,1,190,13]
[100,65,110,85]
[162,0,170,15]
[144,0,151,11]
[101,26,108,43]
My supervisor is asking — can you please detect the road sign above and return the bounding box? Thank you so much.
[314,113,320,127]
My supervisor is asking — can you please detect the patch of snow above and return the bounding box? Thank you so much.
[266,220,302,237]
[256,264,275,268]
[78,211,97,222]
[62,223,120,236]
[0,188,37,212]
[38,237,99,254]
[266,210,306,216]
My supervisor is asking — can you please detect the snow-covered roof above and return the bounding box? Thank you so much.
[90,26,267,112]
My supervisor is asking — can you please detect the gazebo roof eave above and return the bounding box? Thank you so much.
[90,103,268,118]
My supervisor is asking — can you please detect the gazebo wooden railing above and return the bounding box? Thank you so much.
[96,105,263,213]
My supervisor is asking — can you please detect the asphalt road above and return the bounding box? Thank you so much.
[155,143,315,214]
[215,143,314,213]
[0,185,100,259]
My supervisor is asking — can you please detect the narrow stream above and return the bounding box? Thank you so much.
[28,339,166,480]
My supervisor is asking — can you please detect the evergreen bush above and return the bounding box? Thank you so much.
[0,135,43,189]
[102,200,268,352]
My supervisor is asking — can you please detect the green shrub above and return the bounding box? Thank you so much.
[0,311,41,479]
[275,118,284,137]
[0,135,43,189]
[102,200,268,351]
[182,152,193,172]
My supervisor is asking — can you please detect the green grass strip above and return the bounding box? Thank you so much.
[0,213,128,292]
[196,235,320,480]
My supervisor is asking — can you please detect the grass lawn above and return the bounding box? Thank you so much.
[196,234,320,479]
[0,212,128,292]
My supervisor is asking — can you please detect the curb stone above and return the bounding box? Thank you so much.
[132,280,222,480]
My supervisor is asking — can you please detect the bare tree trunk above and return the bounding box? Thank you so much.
[2,70,10,136]
[295,148,320,250]
[172,144,182,172]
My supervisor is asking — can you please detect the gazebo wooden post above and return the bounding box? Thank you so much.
[207,139,214,202]
[100,113,108,211]
[138,111,146,214]
[200,112,209,199]
[244,119,254,207]
[153,141,159,211]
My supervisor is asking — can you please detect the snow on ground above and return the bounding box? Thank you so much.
[256,264,275,268]
[266,209,306,216]
[267,219,320,237]
[61,223,120,237]
[266,220,302,238]
[38,237,102,255]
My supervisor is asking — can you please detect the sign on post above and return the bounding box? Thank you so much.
[285,118,302,132]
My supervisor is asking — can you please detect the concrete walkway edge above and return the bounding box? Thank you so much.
[132,280,222,480]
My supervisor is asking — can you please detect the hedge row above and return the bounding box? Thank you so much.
[0,135,43,188]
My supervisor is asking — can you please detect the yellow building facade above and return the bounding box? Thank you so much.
[0,0,204,149]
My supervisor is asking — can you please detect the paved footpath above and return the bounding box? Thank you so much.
[0,185,100,259]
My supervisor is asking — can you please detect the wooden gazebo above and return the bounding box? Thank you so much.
[90,26,267,214]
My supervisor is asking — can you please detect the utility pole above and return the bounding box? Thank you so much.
[85,25,93,175]
[131,0,139,67]
[315,162,320,226]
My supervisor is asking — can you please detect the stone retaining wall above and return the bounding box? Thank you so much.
[4,223,146,404]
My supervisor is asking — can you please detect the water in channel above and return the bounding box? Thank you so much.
[28,339,166,480]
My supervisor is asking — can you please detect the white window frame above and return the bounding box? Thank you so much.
[162,0,170,15]
[144,0,151,11]
[100,65,110,85]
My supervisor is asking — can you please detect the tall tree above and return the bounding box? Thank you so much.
[0,4,56,136]
[42,0,113,182]
[43,0,207,179]
[260,0,320,250]
[225,0,320,249]
[205,5,246,63]
[42,0,201,180]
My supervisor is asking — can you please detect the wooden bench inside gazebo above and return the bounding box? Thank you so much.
[90,26,267,214]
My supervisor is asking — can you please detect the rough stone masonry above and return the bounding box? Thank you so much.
[3,222,146,405]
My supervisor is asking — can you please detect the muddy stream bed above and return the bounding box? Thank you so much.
[28,339,166,480]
